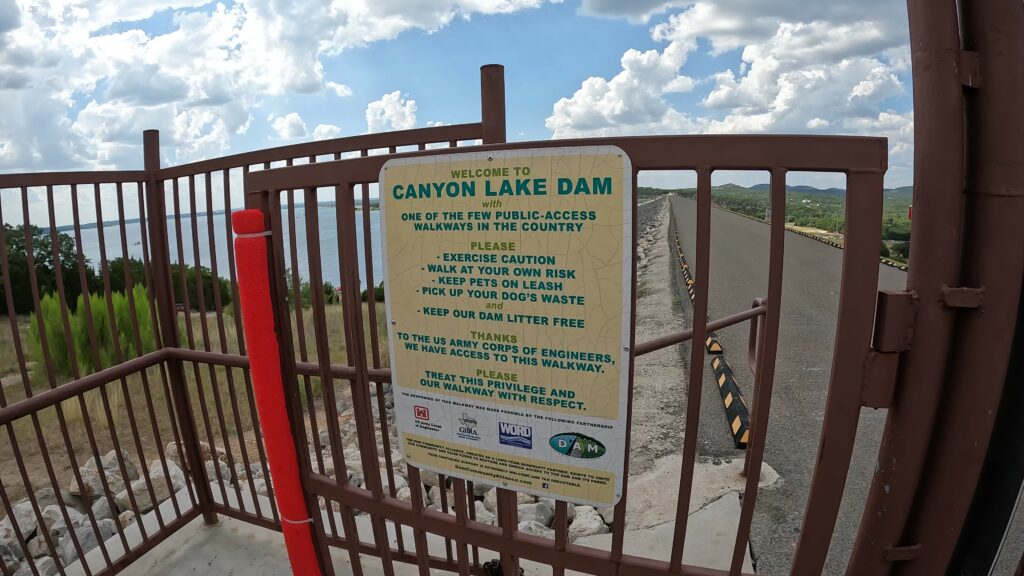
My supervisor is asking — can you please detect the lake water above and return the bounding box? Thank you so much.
[77,207,383,290]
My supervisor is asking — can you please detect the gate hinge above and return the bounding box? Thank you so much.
[862,290,917,409]
[885,543,923,562]
[873,290,918,352]
[959,50,981,88]
[942,284,985,308]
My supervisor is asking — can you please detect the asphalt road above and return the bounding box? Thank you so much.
[668,195,907,575]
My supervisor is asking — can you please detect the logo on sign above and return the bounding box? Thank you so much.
[414,406,430,421]
[549,433,606,459]
[498,422,532,449]
[457,413,479,441]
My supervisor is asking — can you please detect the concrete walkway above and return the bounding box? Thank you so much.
[114,490,757,576]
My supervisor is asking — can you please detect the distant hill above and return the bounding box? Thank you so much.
[638,182,912,256]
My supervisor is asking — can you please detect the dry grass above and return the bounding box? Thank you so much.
[0,301,389,506]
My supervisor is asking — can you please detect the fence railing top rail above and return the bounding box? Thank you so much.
[244,134,888,192]
[0,170,148,188]
[159,122,485,180]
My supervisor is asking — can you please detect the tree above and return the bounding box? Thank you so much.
[0,224,100,315]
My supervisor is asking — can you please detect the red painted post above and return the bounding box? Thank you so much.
[232,208,321,576]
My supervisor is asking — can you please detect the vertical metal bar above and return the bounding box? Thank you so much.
[791,171,884,575]
[610,167,640,566]
[48,185,116,569]
[85,182,168,533]
[207,171,257,515]
[191,173,243,510]
[335,184,397,576]
[139,179,198,510]
[406,466,432,576]
[553,501,568,576]
[728,169,786,575]
[480,64,506,144]
[116,182,184,521]
[143,130,217,524]
[669,168,712,572]
[896,0,1024,568]
[451,479,471,576]
[497,488,519,576]
[172,177,230,505]
[846,1,965,570]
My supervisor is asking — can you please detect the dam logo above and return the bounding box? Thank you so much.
[549,433,606,459]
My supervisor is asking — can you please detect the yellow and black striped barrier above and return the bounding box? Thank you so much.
[705,333,724,354]
[711,356,751,448]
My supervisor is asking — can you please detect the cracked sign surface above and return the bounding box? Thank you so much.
[381,146,632,506]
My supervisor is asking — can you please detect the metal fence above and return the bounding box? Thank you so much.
[242,133,888,576]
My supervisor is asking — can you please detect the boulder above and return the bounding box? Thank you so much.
[13,556,58,576]
[56,519,116,566]
[1,501,38,540]
[25,535,49,558]
[517,520,555,539]
[473,502,496,526]
[517,501,554,527]
[204,459,233,486]
[32,489,85,514]
[248,463,265,480]
[90,498,115,522]
[69,450,138,501]
[115,460,186,512]
[596,506,615,525]
[539,499,575,522]
[567,506,609,542]
[483,489,535,513]
[118,511,136,528]
[380,469,408,493]
[41,505,82,532]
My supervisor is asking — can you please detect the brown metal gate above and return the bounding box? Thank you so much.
[242,130,889,575]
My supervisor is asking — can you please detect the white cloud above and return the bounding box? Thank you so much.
[325,81,353,97]
[547,1,913,184]
[0,0,558,173]
[313,123,341,140]
[268,112,308,139]
[366,91,417,133]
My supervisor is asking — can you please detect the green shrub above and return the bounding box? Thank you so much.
[361,282,385,302]
[28,286,156,379]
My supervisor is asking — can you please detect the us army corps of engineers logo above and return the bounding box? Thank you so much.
[456,413,480,441]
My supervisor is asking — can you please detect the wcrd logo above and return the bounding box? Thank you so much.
[498,422,532,449]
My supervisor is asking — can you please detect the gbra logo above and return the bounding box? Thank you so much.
[498,422,532,449]
[457,413,479,441]
[549,433,606,459]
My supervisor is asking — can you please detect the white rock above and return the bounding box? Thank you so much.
[41,505,82,532]
[0,501,38,540]
[14,555,58,576]
[473,502,496,526]
[118,511,136,528]
[380,469,408,493]
[25,535,49,558]
[539,498,575,522]
[483,488,534,513]
[90,498,115,522]
[567,506,610,542]
[517,500,554,526]
[517,520,554,539]
[204,460,233,486]
[253,478,269,497]
[596,506,615,525]
[56,519,116,566]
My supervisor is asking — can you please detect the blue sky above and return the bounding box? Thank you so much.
[0,0,914,223]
